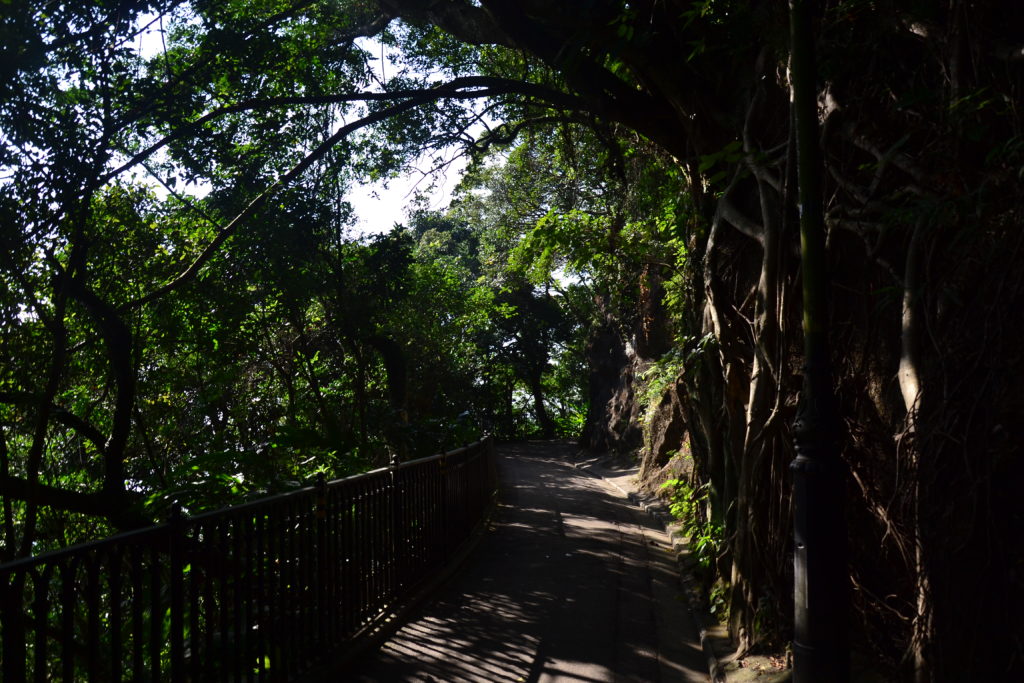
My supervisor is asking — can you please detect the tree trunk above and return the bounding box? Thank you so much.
[731,171,781,654]
[899,217,933,683]
[529,373,556,439]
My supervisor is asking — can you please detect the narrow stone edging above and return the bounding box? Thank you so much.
[571,460,728,683]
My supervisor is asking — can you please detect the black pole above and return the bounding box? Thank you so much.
[788,1,849,681]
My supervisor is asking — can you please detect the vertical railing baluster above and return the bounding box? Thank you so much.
[419,466,428,569]
[169,505,185,683]
[372,475,380,615]
[380,472,387,603]
[296,498,306,668]
[366,476,373,615]
[260,512,273,679]
[419,465,428,572]
[247,512,257,681]
[357,479,366,626]
[380,472,388,606]
[108,548,122,683]
[463,454,471,539]
[371,476,380,613]
[61,561,76,682]
[231,515,244,683]
[340,485,353,638]
[149,544,162,682]
[439,456,445,556]
[391,465,402,600]
[2,572,27,683]
[297,498,308,671]
[130,546,144,680]
[324,484,338,644]
[419,464,428,571]
[386,468,396,605]
[419,465,428,571]
[237,513,253,682]
[333,485,343,638]
[188,524,202,683]
[0,438,497,683]
[254,511,266,680]
[272,505,285,677]
[361,478,371,624]
[282,502,295,679]
[292,504,303,671]
[219,520,233,682]
[32,568,51,683]
[294,499,305,674]
[315,475,327,661]
[304,494,316,667]
[236,514,247,682]
[273,504,288,679]
[86,555,100,681]
[202,521,218,682]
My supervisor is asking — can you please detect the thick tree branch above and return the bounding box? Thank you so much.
[481,0,673,125]
[0,475,146,527]
[103,76,583,183]
[0,392,107,452]
[67,283,134,498]
[841,122,930,192]
[19,259,74,557]
[720,198,765,244]
[119,79,583,311]
[472,113,588,152]
[379,0,684,152]
[378,0,509,46]
[0,426,14,560]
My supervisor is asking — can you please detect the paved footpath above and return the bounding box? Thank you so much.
[351,441,708,682]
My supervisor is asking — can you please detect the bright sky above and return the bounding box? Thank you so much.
[133,14,471,238]
[346,152,469,236]
[345,37,475,236]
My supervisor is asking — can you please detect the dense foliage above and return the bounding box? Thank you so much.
[2,1,1022,679]
[0,0,586,557]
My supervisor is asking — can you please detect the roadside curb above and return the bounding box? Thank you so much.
[570,458,729,683]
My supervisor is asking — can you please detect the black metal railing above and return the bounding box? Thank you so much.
[0,437,497,682]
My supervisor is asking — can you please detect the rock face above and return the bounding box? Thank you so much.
[579,322,643,454]
[639,378,691,484]
[580,320,693,496]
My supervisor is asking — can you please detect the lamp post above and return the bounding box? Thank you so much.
[788,1,850,680]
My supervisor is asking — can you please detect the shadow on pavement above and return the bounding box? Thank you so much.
[350,441,707,682]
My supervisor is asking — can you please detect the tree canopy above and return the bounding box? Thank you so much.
[2,1,1022,679]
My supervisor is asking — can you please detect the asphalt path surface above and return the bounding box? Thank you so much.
[351,441,708,682]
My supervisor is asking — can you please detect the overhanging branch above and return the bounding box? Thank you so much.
[0,392,106,453]
[0,475,146,527]
[119,78,585,312]
[103,76,584,184]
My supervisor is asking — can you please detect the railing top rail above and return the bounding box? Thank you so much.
[0,435,492,573]
[0,523,169,574]
[390,440,479,472]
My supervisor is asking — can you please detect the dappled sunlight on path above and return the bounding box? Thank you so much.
[351,441,707,682]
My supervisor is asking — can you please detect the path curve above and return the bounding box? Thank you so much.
[351,441,708,682]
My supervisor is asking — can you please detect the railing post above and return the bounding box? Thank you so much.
[315,473,328,651]
[168,502,186,683]
[2,572,27,683]
[0,435,499,682]
[388,454,400,599]
[463,442,472,538]
[440,452,450,561]
[788,1,849,679]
